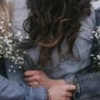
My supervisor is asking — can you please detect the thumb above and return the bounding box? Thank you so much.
[64,84,76,91]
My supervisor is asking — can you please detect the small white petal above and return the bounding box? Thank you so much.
[26,36,29,39]
[23,51,27,54]
[19,66,22,69]
[93,57,96,60]
[90,36,93,39]
[16,31,22,37]
[0,26,3,29]
[10,65,13,68]
[8,69,11,72]
[13,70,16,73]
[1,21,4,24]
[90,54,94,57]
[92,31,95,34]
[8,23,11,27]
[2,29,5,33]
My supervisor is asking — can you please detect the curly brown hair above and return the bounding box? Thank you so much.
[23,0,91,67]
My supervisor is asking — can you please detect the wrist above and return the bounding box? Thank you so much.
[46,78,54,89]
[47,79,66,89]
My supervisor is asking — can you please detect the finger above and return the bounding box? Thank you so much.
[24,70,34,76]
[62,97,71,100]
[66,98,70,100]
[24,76,36,82]
[26,81,39,87]
[24,70,40,76]
[64,84,76,91]
[65,92,72,98]
[25,75,41,82]
[32,75,40,81]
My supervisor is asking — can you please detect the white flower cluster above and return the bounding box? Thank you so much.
[90,26,100,69]
[0,33,25,67]
[0,12,29,72]
[91,26,100,39]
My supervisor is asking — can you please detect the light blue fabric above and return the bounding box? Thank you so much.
[95,7,100,26]
[0,0,47,100]
[0,75,47,100]
[0,0,96,99]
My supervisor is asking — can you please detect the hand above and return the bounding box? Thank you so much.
[24,70,51,88]
[48,84,76,100]
[24,70,66,89]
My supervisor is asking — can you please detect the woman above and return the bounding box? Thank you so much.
[24,0,95,85]
[23,0,96,97]
[0,0,76,100]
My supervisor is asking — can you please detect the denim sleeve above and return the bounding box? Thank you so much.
[0,75,47,100]
[57,6,96,84]
[95,8,100,26]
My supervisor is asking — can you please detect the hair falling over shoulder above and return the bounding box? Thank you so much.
[24,0,91,67]
[0,0,12,34]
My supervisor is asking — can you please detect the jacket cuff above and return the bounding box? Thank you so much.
[26,86,47,100]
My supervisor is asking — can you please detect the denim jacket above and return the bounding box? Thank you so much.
[0,0,96,100]
[74,72,100,100]
[95,7,100,26]
[73,7,100,100]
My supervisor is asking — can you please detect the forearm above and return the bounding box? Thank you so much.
[46,74,78,89]
[46,78,66,89]
[0,75,47,100]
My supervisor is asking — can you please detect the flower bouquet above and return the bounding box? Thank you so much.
[89,26,100,72]
[0,13,38,74]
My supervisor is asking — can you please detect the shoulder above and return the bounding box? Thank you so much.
[81,5,96,29]
[80,5,96,33]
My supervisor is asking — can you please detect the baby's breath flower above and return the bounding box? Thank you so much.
[8,69,11,72]
[0,13,36,73]
[10,65,13,68]
[8,23,11,27]
[97,55,100,60]
[90,54,94,57]
[19,66,22,69]
[13,70,16,73]
[90,36,93,39]
[90,26,100,72]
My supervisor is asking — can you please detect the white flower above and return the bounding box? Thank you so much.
[0,26,3,30]
[90,36,93,39]
[17,57,24,61]
[19,66,22,69]
[11,56,15,60]
[97,55,100,60]
[16,31,22,37]
[8,69,11,72]
[1,21,4,24]
[10,65,13,68]
[8,23,11,27]
[95,32,99,39]
[2,29,5,33]
[19,38,23,42]
[13,70,16,73]
[26,36,29,39]
[93,57,96,60]
[92,31,95,34]
[8,33,13,37]
[90,54,94,57]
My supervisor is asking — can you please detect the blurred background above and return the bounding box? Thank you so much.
[92,0,100,9]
